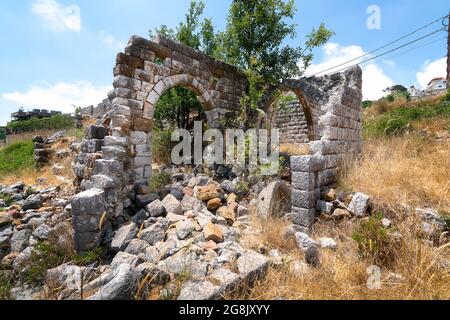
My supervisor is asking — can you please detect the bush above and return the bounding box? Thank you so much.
[7,114,74,134]
[21,241,73,285]
[364,100,450,138]
[0,272,13,300]
[0,140,34,178]
[152,128,175,165]
[352,213,398,266]
[149,171,172,192]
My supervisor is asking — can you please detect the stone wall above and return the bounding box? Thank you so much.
[79,99,111,119]
[273,100,310,144]
[70,34,363,252]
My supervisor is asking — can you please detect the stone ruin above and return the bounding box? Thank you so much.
[71,35,363,253]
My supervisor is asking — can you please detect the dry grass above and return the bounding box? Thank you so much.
[338,135,450,213]
[231,212,450,300]
[365,95,445,119]
[0,136,75,187]
[280,143,311,156]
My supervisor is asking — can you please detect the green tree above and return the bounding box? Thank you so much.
[0,127,6,141]
[221,0,333,113]
[383,85,410,101]
[149,0,214,129]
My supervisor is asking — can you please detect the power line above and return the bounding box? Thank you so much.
[310,13,449,76]
[360,35,447,67]
[311,27,447,76]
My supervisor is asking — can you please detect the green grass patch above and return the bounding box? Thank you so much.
[364,100,450,138]
[0,140,34,178]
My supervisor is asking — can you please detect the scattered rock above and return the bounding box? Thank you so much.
[203,223,224,243]
[237,250,269,284]
[32,223,52,240]
[295,232,318,252]
[125,239,150,255]
[111,223,138,253]
[217,206,236,225]
[22,194,43,211]
[324,189,337,202]
[197,185,220,202]
[88,264,138,300]
[256,181,291,219]
[305,246,321,267]
[176,220,195,240]
[381,218,392,228]
[348,192,370,217]
[140,221,168,245]
[318,237,337,250]
[145,200,166,218]
[0,213,13,227]
[161,194,183,215]
[207,198,222,211]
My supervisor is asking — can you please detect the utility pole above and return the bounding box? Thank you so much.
[447,12,450,88]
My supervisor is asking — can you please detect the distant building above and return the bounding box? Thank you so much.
[10,108,62,122]
[408,77,447,100]
[424,77,447,96]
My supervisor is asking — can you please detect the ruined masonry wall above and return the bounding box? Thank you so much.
[70,34,363,252]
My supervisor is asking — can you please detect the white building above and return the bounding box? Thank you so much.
[424,77,447,96]
[409,77,447,100]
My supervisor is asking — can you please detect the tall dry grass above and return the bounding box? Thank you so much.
[231,213,450,300]
[338,135,450,213]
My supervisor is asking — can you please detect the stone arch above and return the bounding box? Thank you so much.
[262,86,316,142]
[142,74,215,121]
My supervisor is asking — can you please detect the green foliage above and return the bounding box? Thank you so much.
[149,0,218,56]
[22,241,72,285]
[383,85,410,101]
[73,247,105,266]
[0,272,13,300]
[149,0,333,127]
[155,87,205,130]
[364,100,450,138]
[352,213,396,266]
[152,128,176,165]
[221,0,333,117]
[0,140,34,178]
[445,88,450,102]
[149,1,213,128]
[362,100,373,109]
[0,194,13,206]
[0,127,6,141]
[149,171,172,193]
[6,114,74,134]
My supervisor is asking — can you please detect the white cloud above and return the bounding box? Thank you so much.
[32,0,81,32]
[99,31,126,51]
[416,57,446,89]
[1,81,111,113]
[305,42,395,101]
[382,60,395,67]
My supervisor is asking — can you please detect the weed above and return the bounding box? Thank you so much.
[149,171,172,192]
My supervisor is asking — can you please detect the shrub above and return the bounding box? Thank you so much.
[152,128,175,165]
[0,272,13,300]
[21,241,73,285]
[149,171,172,193]
[7,114,74,134]
[352,213,398,266]
[0,140,34,178]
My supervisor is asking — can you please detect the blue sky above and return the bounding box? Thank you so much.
[0,0,448,126]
